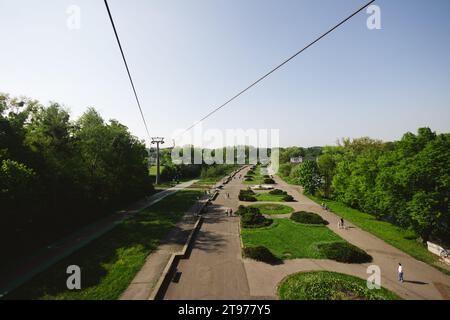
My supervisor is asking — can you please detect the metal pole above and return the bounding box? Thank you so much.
[151,137,164,185]
[156,142,160,185]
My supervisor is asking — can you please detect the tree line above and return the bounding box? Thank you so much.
[279,128,450,244]
[0,94,153,260]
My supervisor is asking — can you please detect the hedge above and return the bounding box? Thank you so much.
[317,242,373,263]
[290,211,328,225]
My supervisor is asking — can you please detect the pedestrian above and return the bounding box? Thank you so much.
[229,208,233,217]
[398,263,404,282]
[340,218,344,229]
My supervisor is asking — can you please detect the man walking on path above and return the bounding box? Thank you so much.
[398,263,404,282]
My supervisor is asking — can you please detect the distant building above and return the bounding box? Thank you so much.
[290,155,317,164]
[290,156,303,164]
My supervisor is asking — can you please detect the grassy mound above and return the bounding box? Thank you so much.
[317,241,372,263]
[290,211,328,225]
[248,203,294,215]
[239,206,273,228]
[239,189,257,201]
[241,219,341,260]
[278,271,400,300]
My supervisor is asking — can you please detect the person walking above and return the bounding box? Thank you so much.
[398,263,404,282]
[229,208,233,217]
[340,218,345,229]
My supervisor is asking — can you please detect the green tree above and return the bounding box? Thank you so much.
[292,160,321,195]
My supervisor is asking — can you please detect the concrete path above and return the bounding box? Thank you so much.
[120,197,206,300]
[0,179,197,298]
[163,167,264,299]
[242,175,450,300]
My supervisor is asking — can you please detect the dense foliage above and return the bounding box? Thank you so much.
[239,206,272,228]
[239,189,257,201]
[317,242,372,263]
[289,128,450,244]
[0,94,153,260]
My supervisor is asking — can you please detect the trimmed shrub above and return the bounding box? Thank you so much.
[237,205,261,216]
[243,246,282,264]
[282,195,294,202]
[269,189,287,195]
[239,189,257,201]
[290,211,328,225]
[240,207,272,228]
[317,242,373,263]
[263,178,275,184]
[244,177,253,182]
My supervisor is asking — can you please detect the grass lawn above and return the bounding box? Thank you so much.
[308,195,450,275]
[3,190,202,300]
[278,271,400,300]
[241,219,342,260]
[248,203,294,215]
[196,165,240,185]
[243,165,265,185]
[254,193,288,202]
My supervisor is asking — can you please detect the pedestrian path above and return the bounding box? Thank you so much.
[163,167,256,299]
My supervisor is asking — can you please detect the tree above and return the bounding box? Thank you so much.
[291,160,321,195]
[317,153,336,198]
[278,163,292,177]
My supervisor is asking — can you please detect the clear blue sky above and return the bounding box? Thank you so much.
[1,0,449,147]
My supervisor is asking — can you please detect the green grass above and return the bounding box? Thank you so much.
[197,165,240,185]
[278,271,400,300]
[241,219,342,260]
[254,193,288,202]
[243,165,265,185]
[308,195,450,275]
[3,190,203,300]
[248,203,294,215]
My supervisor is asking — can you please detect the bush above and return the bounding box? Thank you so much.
[240,207,272,228]
[263,178,275,184]
[269,189,287,195]
[291,211,328,225]
[239,189,257,201]
[243,246,281,264]
[244,177,253,182]
[317,242,372,263]
[282,195,294,202]
[263,175,270,179]
[236,205,260,216]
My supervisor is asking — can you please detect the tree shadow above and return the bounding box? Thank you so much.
[403,280,428,285]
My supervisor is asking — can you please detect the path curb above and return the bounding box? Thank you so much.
[148,201,208,300]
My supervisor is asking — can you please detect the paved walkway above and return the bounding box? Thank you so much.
[120,197,206,300]
[242,175,450,300]
[163,167,263,299]
[0,179,197,298]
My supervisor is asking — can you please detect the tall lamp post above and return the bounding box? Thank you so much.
[151,137,164,185]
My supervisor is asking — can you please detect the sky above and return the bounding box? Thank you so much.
[1,0,449,148]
